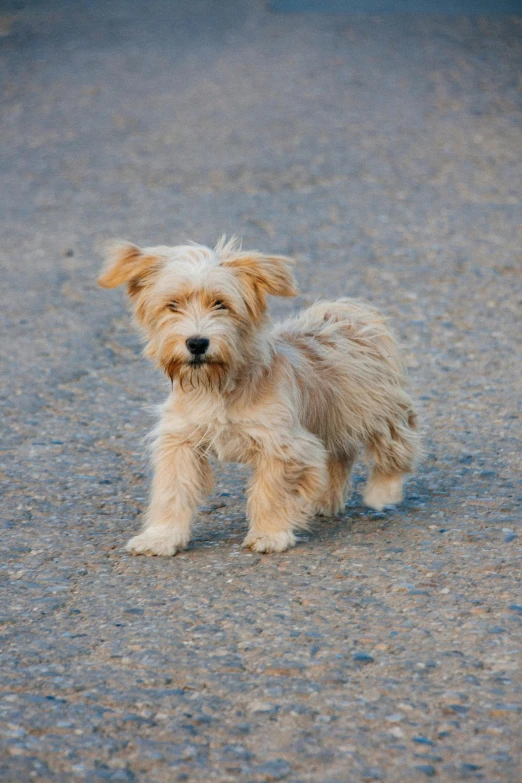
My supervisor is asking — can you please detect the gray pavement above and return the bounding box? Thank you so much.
[1,2,521,781]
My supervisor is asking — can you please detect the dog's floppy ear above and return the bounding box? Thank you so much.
[224,252,299,318]
[98,242,162,296]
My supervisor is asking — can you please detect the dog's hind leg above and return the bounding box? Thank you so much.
[314,449,356,516]
[243,429,328,553]
[363,412,419,511]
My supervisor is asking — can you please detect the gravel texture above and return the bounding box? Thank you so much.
[1,1,521,782]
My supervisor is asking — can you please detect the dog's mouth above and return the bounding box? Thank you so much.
[176,357,228,392]
[164,354,229,390]
[186,358,224,368]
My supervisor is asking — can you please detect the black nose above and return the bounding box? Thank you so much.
[186,336,209,356]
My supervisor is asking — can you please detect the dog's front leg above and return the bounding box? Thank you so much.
[243,431,328,554]
[126,435,213,556]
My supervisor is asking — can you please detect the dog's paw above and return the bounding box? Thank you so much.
[363,475,403,511]
[242,530,297,553]
[315,495,348,517]
[125,528,188,557]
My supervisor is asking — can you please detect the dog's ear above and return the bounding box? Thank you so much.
[98,242,163,297]
[224,252,298,318]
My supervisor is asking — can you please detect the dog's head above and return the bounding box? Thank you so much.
[98,237,298,390]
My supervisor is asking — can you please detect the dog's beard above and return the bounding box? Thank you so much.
[165,356,229,392]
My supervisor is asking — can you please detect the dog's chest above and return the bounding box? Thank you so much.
[185,399,256,463]
[206,415,256,463]
[210,428,250,462]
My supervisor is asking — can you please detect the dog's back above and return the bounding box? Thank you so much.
[273,298,418,462]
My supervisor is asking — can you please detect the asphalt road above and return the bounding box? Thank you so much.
[1,2,521,782]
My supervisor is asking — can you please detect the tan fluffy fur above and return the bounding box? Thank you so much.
[98,237,420,555]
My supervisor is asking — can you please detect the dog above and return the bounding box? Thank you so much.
[98,237,420,555]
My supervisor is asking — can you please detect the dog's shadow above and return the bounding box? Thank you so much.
[190,472,430,553]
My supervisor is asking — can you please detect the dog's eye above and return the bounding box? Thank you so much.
[167,302,179,312]
[213,300,228,311]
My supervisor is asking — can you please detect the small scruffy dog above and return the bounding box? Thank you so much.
[98,237,420,555]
